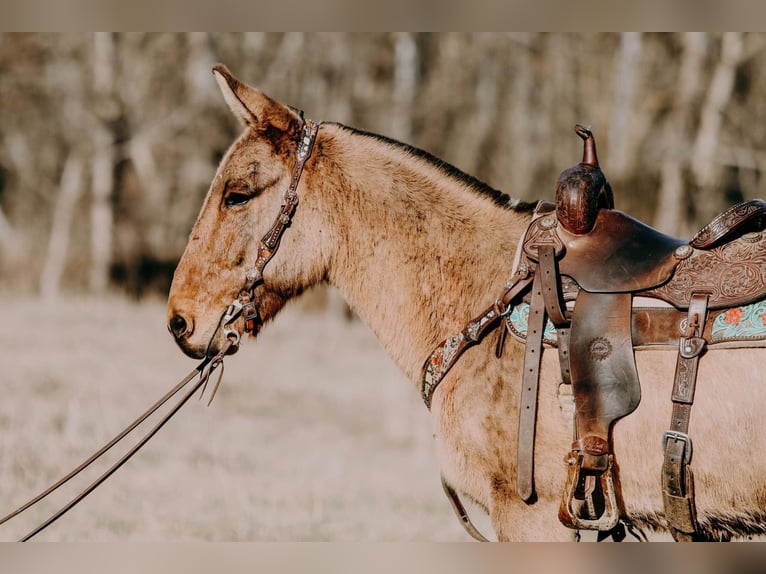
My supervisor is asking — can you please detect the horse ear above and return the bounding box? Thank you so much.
[212,63,295,131]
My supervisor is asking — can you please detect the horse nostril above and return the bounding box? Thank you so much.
[169,314,189,339]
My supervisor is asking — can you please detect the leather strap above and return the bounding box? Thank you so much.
[243,118,319,294]
[221,117,320,341]
[539,245,569,328]
[516,265,547,501]
[421,270,533,409]
[662,292,709,541]
[440,475,491,542]
[0,338,234,540]
[538,245,573,387]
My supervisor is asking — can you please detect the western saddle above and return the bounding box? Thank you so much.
[421,125,766,542]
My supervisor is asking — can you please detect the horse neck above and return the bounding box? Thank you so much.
[313,125,532,383]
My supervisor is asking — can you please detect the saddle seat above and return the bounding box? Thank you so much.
[525,207,688,294]
[524,202,766,309]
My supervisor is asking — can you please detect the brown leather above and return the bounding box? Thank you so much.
[516,266,548,502]
[662,293,709,541]
[559,452,620,532]
[242,118,319,297]
[690,199,766,249]
[555,125,614,235]
[539,246,569,327]
[631,308,689,346]
[522,213,565,261]
[556,209,688,293]
[569,291,641,446]
[421,271,535,408]
[441,475,491,542]
[644,230,766,310]
[507,302,757,349]
[0,338,234,541]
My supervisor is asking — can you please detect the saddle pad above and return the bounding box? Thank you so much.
[711,299,766,341]
[507,298,766,349]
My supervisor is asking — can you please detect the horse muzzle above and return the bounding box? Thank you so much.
[167,306,237,359]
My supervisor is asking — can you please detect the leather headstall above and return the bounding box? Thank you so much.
[220,114,320,343]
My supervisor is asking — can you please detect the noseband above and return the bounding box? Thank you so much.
[220,115,320,345]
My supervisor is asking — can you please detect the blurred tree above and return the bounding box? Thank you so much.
[655,32,708,236]
[0,33,764,297]
[88,32,119,294]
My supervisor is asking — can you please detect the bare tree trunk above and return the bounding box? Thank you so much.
[90,129,115,293]
[609,33,643,179]
[186,33,217,105]
[263,33,305,92]
[691,32,744,224]
[655,33,707,235]
[499,35,537,200]
[39,154,85,299]
[449,34,499,176]
[89,32,117,294]
[390,32,417,143]
[242,32,266,55]
[0,206,12,242]
[0,205,16,259]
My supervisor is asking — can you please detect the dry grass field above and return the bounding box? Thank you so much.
[0,290,473,541]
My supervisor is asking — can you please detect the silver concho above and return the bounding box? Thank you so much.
[674,244,693,260]
[539,216,557,230]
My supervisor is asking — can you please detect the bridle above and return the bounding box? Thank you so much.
[218,114,320,348]
[0,113,320,540]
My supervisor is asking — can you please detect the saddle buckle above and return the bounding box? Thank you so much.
[663,430,693,465]
[559,450,620,532]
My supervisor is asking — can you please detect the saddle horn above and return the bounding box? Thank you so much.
[555,125,614,235]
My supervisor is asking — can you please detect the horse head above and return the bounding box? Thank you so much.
[167,65,329,359]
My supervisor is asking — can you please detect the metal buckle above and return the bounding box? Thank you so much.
[663,430,692,465]
[679,336,706,359]
[243,302,259,333]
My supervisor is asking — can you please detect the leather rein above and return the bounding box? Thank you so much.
[0,339,233,540]
[0,114,320,541]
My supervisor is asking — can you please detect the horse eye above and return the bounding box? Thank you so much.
[224,192,252,207]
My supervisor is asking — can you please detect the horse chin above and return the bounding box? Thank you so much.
[174,340,209,360]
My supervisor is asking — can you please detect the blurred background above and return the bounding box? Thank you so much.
[1,32,765,299]
[0,33,764,540]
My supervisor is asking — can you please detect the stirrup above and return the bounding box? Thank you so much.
[558,451,620,531]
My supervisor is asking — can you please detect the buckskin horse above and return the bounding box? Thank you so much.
[167,64,766,542]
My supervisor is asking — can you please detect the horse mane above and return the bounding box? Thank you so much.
[334,123,538,212]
